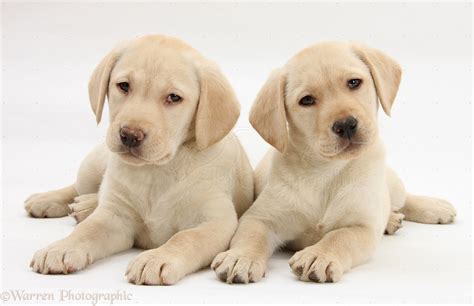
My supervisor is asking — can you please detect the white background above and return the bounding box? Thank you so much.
[1,1,472,304]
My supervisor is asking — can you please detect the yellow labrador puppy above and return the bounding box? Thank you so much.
[212,42,456,284]
[25,35,254,285]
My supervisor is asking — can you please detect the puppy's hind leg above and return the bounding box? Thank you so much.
[25,185,77,218]
[386,166,456,224]
[383,166,406,234]
[400,194,456,224]
[25,144,107,219]
[69,193,98,223]
[386,166,407,213]
[384,212,404,235]
[68,144,108,222]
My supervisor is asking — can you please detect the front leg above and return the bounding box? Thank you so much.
[211,189,296,284]
[126,198,238,285]
[211,216,277,284]
[289,226,377,283]
[30,206,136,274]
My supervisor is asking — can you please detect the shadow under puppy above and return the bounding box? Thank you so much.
[25,35,254,285]
[212,42,456,284]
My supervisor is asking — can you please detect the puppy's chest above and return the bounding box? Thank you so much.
[106,162,185,217]
[290,175,332,216]
[286,176,349,250]
[117,168,184,213]
[113,168,191,247]
[288,167,351,225]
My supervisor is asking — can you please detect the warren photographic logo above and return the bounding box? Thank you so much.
[1,289,132,305]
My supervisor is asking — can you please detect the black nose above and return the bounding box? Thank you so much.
[120,127,145,148]
[332,116,358,139]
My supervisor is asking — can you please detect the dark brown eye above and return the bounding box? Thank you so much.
[347,79,362,89]
[117,82,129,93]
[167,93,182,104]
[299,95,316,106]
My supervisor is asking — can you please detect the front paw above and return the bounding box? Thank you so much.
[126,249,186,285]
[30,243,91,274]
[211,250,266,284]
[289,247,343,283]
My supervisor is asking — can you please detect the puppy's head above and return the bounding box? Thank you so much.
[250,42,401,160]
[88,35,240,166]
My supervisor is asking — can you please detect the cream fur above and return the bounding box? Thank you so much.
[212,42,456,284]
[25,35,254,285]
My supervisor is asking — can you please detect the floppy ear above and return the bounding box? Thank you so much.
[249,69,288,153]
[352,44,402,116]
[88,44,127,124]
[195,62,240,150]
